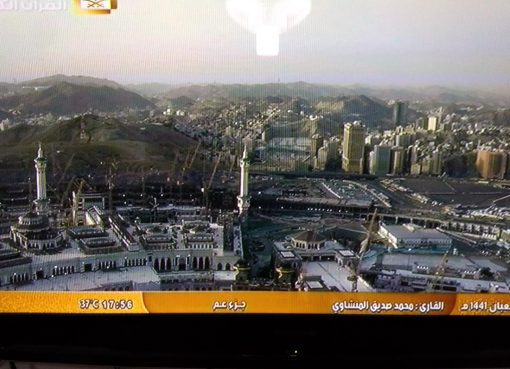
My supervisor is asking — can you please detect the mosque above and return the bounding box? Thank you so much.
[10,145,65,251]
[0,144,250,290]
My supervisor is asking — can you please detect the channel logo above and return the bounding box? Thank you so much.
[73,0,117,15]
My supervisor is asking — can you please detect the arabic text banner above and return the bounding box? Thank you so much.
[0,292,510,315]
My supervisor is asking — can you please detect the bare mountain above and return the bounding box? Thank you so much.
[315,95,392,128]
[127,83,176,96]
[162,82,510,106]
[0,82,155,115]
[0,115,197,175]
[163,82,354,101]
[21,74,122,89]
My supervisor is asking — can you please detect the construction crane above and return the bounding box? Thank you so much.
[179,150,191,185]
[429,249,450,292]
[223,154,237,184]
[187,141,201,172]
[140,166,147,205]
[107,161,117,215]
[27,177,33,205]
[60,175,77,209]
[56,154,76,187]
[149,196,160,223]
[207,152,222,191]
[166,151,179,193]
[71,179,87,226]
[350,208,378,292]
[203,153,222,208]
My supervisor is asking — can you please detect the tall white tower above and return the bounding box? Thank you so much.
[34,143,49,215]
[237,146,251,216]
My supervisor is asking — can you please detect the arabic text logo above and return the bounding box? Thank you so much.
[73,0,116,15]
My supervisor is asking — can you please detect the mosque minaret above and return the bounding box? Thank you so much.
[237,145,251,216]
[34,143,49,215]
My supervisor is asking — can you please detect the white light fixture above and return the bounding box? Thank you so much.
[226,0,311,56]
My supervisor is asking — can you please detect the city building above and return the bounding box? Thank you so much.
[390,146,406,175]
[273,230,373,292]
[360,251,508,293]
[409,145,419,166]
[395,133,412,148]
[327,138,340,160]
[476,149,508,180]
[313,139,339,171]
[342,122,365,174]
[421,156,432,175]
[369,145,391,176]
[378,223,452,249]
[410,163,422,176]
[290,230,326,250]
[314,145,328,170]
[310,133,323,157]
[3,206,242,290]
[431,149,443,176]
[10,211,65,251]
[392,101,409,126]
[427,116,440,132]
[262,129,271,143]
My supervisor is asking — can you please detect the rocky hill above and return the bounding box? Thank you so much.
[21,74,122,89]
[0,115,197,176]
[0,82,155,115]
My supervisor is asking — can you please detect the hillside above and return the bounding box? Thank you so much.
[0,110,11,120]
[0,83,15,93]
[0,115,197,176]
[315,95,392,128]
[127,83,176,96]
[0,82,155,115]
[162,82,510,106]
[21,74,122,89]
[163,82,355,101]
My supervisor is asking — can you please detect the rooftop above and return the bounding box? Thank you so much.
[381,223,451,240]
[290,230,326,243]
[1,266,160,291]
[301,261,373,292]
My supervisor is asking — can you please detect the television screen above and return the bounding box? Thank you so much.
[1,0,510,317]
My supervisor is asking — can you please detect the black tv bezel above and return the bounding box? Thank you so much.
[1,313,510,368]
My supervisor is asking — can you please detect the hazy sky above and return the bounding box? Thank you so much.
[1,0,510,86]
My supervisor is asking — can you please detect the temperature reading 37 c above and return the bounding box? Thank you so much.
[79,299,134,310]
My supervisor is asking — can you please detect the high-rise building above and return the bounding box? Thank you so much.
[315,146,328,170]
[410,163,422,176]
[421,157,432,175]
[427,116,440,132]
[369,145,391,176]
[396,133,412,148]
[34,143,49,215]
[415,117,427,130]
[476,149,508,180]
[342,122,365,174]
[327,138,340,160]
[310,134,324,157]
[262,128,272,143]
[408,145,419,165]
[237,146,251,216]
[431,149,443,176]
[390,146,406,175]
[365,134,382,146]
[393,101,409,126]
